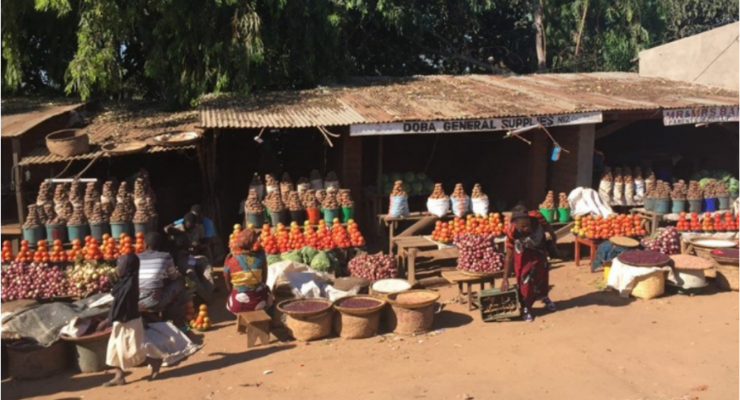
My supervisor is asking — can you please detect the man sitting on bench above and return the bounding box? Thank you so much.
[138,232,189,326]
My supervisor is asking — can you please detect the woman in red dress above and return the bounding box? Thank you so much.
[501,205,558,322]
[223,229,272,315]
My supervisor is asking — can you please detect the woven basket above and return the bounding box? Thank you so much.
[713,257,739,291]
[334,310,381,339]
[387,302,436,335]
[692,246,718,278]
[284,309,333,342]
[631,270,666,300]
[46,129,89,157]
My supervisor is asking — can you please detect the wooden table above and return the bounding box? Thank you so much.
[574,237,604,267]
[441,270,501,311]
[629,208,662,236]
[378,212,450,253]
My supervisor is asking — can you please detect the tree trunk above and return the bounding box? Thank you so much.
[575,0,589,57]
[532,0,546,72]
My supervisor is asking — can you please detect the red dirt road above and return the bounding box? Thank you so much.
[3,261,738,400]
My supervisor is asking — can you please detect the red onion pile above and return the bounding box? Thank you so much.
[454,233,504,274]
[1,262,69,302]
[347,253,398,282]
[640,227,680,255]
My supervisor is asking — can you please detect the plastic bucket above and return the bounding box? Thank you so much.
[133,221,149,235]
[688,198,702,213]
[718,195,731,210]
[45,224,67,243]
[703,198,718,212]
[110,221,133,239]
[22,226,45,245]
[671,199,686,214]
[7,339,68,380]
[323,208,340,223]
[653,198,670,214]
[557,207,570,223]
[341,206,355,222]
[269,210,288,227]
[643,197,655,211]
[247,212,265,227]
[538,208,556,223]
[306,208,321,225]
[89,222,110,241]
[67,224,90,243]
[64,331,111,373]
[290,210,306,225]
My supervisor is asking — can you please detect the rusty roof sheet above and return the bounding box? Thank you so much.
[1,100,86,138]
[199,72,739,128]
[18,102,200,165]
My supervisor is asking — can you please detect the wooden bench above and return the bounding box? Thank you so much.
[236,310,271,348]
[406,247,459,284]
[441,270,501,311]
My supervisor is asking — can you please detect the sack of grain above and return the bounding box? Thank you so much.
[426,198,450,218]
[471,197,489,216]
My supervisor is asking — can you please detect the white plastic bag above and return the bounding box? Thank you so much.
[326,285,359,301]
[634,179,645,203]
[613,182,625,206]
[324,180,340,191]
[310,179,324,191]
[426,198,450,218]
[471,197,489,216]
[450,197,470,218]
[625,182,635,206]
[598,180,613,205]
[297,183,310,194]
[265,185,279,195]
[388,195,410,218]
[250,184,265,200]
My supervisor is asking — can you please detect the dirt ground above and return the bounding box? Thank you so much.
[3,261,738,400]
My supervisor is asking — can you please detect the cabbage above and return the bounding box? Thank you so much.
[383,183,393,195]
[404,172,417,183]
[390,172,403,182]
[310,251,331,272]
[300,246,318,264]
[280,250,303,263]
[402,183,411,194]
[381,174,390,183]
[416,172,428,181]
[423,180,435,194]
[699,178,712,189]
[266,254,282,265]
[729,178,739,197]
[412,182,423,195]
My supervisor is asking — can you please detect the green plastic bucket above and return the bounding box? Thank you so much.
[341,206,355,222]
[671,199,686,214]
[67,224,90,243]
[110,221,133,239]
[22,226,45,246]
[718,195,731,210]
[46,224,67,243]
[538,208,556,223]
[269,210,287,227]
[323,208,340,223]
[557,207,571,223]
[89,222,110,241]
[653,198,670,214]
[133,222,149,235]
[247,212,265,227]
[687,198,702,213]
[643,197,655,211]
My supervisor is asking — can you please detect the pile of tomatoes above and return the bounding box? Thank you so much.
[677,212,738,232]
[572,214,646,240]
[431,213,508,244]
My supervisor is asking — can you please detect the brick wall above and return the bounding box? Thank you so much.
[548,125,595,195]
[339,131,363,215]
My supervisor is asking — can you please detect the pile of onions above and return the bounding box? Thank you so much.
[347,253,398,282]
[641,227,680,255]
[454,233,504,274]
[1,262,69,302]
[66,261,118,298]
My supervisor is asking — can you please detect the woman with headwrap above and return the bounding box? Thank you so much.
[223,228,272,315]
[96,254,163,386]
[500,205,559,322]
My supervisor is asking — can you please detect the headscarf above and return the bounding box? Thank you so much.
[235,228,257,251]
[511,205,529,221]
[108,254,141,323]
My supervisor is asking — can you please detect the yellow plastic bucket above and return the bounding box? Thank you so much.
[603,262,612,283]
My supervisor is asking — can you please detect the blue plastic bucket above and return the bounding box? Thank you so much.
[45,224,67,243]
[653,198,670,214]
[22,226,45,246]
[703,198,718,212]
[67,224,90,243]
[90,222,110,241]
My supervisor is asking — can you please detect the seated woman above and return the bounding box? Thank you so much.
[223,228,272,315]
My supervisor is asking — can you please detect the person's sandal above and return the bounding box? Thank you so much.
[522,308,534,322]
[543,297,557,312]
[102,378,125,387]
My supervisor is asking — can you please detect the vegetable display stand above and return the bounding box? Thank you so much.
[89,222,110,241]
[630,270,666,300]
[306,208,321,225]
[477,286,521,322]
[386,290,440,335]
[653,198,670,214]
[7,339,69,380]
[557,207,571,223]
[333,296,386,339]
[269,210,288,227]
[110,221,134,238]
[22,226,45,246]
[323,208,340,223]
[62,330,111,373]
[717,195,731,210]
[289,211,306,226]
[45,224,66,243]
[246,212,265,227]
[687,198,702,213]
[67,224,90,243]
[278,299,333,341]
[341,206,354,223]
[703,198,718,212]
[671,199,685,214]
[539,208,556,223]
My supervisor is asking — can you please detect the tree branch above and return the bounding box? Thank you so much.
[415,43,512,75]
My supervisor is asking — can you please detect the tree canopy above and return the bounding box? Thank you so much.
[2,0,737,107]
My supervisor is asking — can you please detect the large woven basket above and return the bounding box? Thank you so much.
[692,246,717,278]
[631,270,666,300]
[46,129,89,157]
[712,255,739,291]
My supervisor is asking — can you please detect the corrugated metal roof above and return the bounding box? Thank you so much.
[18,103,200,165]
[1,102,86,138]
[199,72,739,128]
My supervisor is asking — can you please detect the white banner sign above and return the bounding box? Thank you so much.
[349,111,603,136]
[663,106,739,126]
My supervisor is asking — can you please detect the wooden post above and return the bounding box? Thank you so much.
[12,138,25,223]
[576,124,595,188]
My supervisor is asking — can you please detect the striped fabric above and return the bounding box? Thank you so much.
[137,250,178,290]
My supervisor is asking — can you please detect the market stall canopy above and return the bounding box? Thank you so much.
[198,72,739,133]
[18,102,201,166]
[1,99,86,139]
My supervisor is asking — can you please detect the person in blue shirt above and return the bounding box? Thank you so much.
[173,205,215,239]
